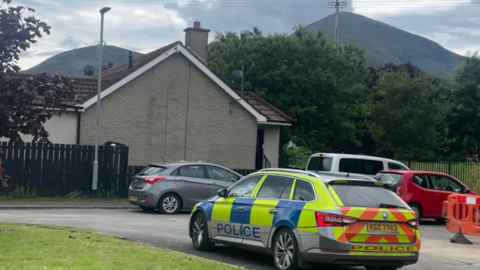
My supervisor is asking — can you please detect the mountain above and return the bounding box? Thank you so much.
[304,12,465,77]
[23,46,144,77]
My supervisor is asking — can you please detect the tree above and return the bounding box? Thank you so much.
[366,67,450,160]
[0,0,76,184]
[326,62,437,157]
[208,25,371,151]
[446,51,480,158]
[0,0,76,142]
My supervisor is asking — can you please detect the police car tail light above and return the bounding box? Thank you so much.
[407,219,419,229]
[142,176,166,184]
[316,212,357,227]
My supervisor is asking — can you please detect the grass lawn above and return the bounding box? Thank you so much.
[0,224,241,270]
[0,197,128,201]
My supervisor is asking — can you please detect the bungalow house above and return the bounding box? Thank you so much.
[7,21,293,169]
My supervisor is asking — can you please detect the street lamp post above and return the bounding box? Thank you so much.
[92,7,111,190]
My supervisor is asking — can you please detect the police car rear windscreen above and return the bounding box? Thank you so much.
[330,183,406,208]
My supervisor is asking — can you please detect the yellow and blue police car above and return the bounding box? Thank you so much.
[188,168,421,270]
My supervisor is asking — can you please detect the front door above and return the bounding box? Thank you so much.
[255,129,264,170]
[210,174,263,243]
[175,165,210,209]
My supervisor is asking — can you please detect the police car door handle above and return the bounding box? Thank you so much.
[269,209,277,214]
[236,207,244,211]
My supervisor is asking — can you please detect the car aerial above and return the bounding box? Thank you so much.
[306,153,410,178]
[374,170,478,222]
[128,161,243,214]
[189,168,420,270]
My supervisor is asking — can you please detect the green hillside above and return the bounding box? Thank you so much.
[23,45,143,77]
[304,12,465,76]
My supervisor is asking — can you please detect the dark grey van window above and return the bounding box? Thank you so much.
[256,175,292,199]
[339,158,384,175]
[306,156,333,171]
[388,162,407,170]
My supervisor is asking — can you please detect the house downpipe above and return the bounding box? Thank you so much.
[75,108,81,145]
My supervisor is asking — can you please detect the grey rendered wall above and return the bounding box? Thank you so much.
[80,54,257,169]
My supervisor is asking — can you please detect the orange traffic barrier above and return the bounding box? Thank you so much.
[442,194,480,244]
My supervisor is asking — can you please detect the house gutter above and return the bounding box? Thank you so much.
[75,108,81,145]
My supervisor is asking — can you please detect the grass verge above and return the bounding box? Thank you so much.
[0,224,241,270]
[0,197,128,201]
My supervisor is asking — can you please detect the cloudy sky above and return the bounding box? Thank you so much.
[10,0,480,70]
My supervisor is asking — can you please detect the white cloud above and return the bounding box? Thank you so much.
[354,0,471,17]
[13,0,188,70]
[17,54,54,71]
[433,26,480,37]
[6,0,480,70]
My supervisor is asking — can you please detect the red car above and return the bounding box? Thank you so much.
[374,170,478,221]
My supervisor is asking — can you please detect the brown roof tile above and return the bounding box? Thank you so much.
[100,41,181,85]
[29,77,106,107]
[236,91,294,123]
[74,41,182,103]
[24,42,292,124]
[13,73,102,108]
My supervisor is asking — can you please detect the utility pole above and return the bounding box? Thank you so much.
[92,7,111,191]
[328,0,347,43]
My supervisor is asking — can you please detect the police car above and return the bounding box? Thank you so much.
[188,168,420,270]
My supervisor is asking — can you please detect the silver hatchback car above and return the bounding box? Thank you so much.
[128,162,243,214]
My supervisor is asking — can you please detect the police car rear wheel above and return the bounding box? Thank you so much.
[191,212,215,251]
[273,228,299,270]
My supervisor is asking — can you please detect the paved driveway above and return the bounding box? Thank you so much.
[1,209,479,270]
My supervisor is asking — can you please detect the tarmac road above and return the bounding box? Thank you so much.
[0,208,479,270]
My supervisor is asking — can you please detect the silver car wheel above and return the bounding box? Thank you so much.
[193,216,204,247]
[274,232,294,269]
[162,196,178,213]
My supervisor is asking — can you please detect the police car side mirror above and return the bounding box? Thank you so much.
[218,188,228,198]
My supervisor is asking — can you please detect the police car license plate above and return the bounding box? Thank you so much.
[129,196,137,202]
[367,223,398,233]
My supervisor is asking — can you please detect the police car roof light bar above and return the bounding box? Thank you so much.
[258,168,323,179]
